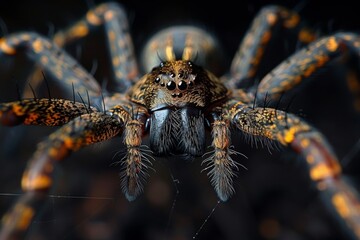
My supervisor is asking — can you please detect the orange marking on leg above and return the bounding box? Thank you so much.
[266,12,278,26]
[19,34,31,41]
[326,37,339,52]
[108,30,116,41]
[49,147,62,160]
[283,14,300,28]
[112,57,120,66]
[332,193,351,218]
[353,40,360,48]
[261,31,272,44]
[283,127,296,144]
[63,136,75,148]
[70,22,89,38]
[303,64,318,78]
[247,68,256,78]
[14,204,35,230]
[306,155,314,164]
[293,75,302,84]
[21,173,52,191]
[12,104,25,116]
[86,11,102,25]
[310,162,341,181]
[315,55,330,67]
[342,33,354,41]
[0,38,16,55]
[104,10,115,21]
[300,138,310,148]
[32,39,43,53]
[23,113,40,125]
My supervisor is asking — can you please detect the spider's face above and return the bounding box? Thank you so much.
[128,60,229,157]
[144,60,206,110]
[129,60,229,111]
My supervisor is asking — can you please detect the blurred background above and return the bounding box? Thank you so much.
[1,0,360,239]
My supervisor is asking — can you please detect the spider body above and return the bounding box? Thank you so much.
[1,2,360,239]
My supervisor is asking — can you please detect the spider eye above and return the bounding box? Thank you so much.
[178,80,187,90]
[160,62,165,67]
[178,70,187,79]
[166,80,176,90]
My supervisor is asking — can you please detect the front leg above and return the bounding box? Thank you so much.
[228,99,360,240]
[202,113,246,202]
[0,112,122,240]
[0,98,96,126]
[109,104,150,201]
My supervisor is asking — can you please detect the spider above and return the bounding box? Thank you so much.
[0,1,360,239]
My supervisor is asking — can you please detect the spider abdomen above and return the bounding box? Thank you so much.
[149,106,205,158]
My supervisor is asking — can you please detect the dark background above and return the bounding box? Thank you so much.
[1,0,360,64]
[1,0,360,240]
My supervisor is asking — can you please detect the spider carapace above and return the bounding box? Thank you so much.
[2,2,360,240]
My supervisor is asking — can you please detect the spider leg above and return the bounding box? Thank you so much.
[228,99,360,239]
[0,98,96,126]
[0,111,122,240]
[256,32,360,109]
[225,5,316,88]
[108,103,150,201]
[0,32,101,100]
[53,2,139,93]
[202,114,245,202]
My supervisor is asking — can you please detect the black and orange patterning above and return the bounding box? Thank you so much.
[0,2,360,240]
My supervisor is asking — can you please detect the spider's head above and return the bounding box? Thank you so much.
[147,60,202,109]
[129,60,228,111]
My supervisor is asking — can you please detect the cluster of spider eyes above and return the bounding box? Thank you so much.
[154,72,195,90]
[153,61,196,97]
